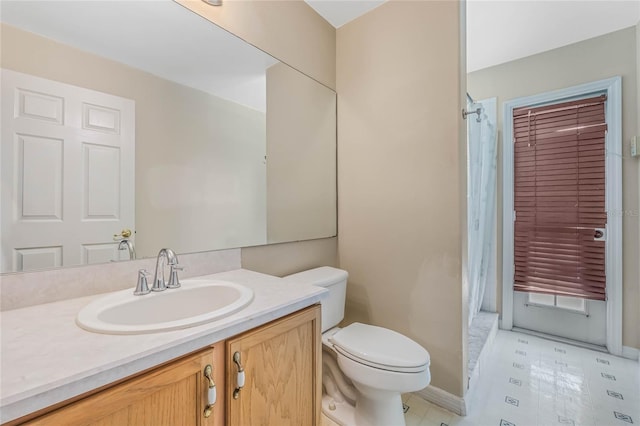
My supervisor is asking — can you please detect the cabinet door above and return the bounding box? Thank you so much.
[24,346,225,426]
[226,305,321,426]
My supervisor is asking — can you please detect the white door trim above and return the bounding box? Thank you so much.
[501,76,623,356]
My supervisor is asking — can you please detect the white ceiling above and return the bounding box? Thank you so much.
[304,0,386,28]
[305,0,640,72]
[0,1,279,112]
[467,0,640,72]
[4,0,638,97]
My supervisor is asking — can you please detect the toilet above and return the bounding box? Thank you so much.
[283,267,431,426]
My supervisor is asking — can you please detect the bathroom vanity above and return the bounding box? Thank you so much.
[0,269,325,425]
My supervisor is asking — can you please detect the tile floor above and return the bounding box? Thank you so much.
[323,330,640,426]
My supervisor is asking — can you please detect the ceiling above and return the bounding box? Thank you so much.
[0,1,278,111]
[305,0,386,28]
[467,0,640,72]
[4,0,637,94]
[305,0,640,72]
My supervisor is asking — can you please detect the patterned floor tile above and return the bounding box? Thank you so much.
[323,330,639,426]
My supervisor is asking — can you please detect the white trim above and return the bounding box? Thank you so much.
[525,293,588,316]
[512,327,608,353]
[603,77,623,356]
[501,98,515,330]
[501,77,623,355]
[622,346,640,361]
[415,385,466,416]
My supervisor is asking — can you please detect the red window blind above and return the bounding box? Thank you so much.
[513,94,607,301]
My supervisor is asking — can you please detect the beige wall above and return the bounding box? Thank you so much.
[241,237,338,277]
[468,27,640,349]
[178,0,339,276]
[177,0,335,90]
[266,62,337,243]
[337,0,466,397]
[1,24,268,259]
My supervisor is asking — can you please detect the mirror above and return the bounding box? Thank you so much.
[0,0,337,273]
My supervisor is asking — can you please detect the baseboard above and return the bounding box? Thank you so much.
[508,328,638,360]
[622,346,639,361]
[511,327,608,353]
[415,385,466,416]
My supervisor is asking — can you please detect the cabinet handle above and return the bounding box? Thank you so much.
[232,351,245,399]
[203,364,217,418]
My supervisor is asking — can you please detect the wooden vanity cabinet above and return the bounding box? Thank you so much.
[226,305,322,426]
[16,305,320,426]
[22,345,225,426]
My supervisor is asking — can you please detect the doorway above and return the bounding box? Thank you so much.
[501,78,623,354]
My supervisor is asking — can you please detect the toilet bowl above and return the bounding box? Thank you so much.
[283,267,431,426]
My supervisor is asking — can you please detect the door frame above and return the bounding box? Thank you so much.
[501,77,622,356]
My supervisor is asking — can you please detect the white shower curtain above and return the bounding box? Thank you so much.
[467,98,497,326]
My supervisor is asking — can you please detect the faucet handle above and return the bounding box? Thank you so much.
[134,269,151,295]
[167,264,184,289]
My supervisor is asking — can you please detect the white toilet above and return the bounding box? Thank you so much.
[284,267,431,426]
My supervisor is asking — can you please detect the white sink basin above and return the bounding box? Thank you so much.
[76,279,254,334]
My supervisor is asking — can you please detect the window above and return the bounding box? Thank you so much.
[527,293,587,314]
[513,95,607,301]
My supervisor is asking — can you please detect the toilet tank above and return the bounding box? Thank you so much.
[283,266,347,332]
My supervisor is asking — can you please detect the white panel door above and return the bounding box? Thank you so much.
[1,69,135,272]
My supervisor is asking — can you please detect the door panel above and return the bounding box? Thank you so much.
[227,306,321,426]
[82,243,123,265]
[83,143,121,219]
[17,88,64,123]
[1,69,135,272]
[513,292,606,345]
[15,246,62,270]
[126,375,197,425]
[23,347,223,426]
[19,134,63,219]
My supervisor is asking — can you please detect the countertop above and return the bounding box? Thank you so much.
[0,269,326,423]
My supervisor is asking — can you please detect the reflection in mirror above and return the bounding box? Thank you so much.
[0,1,336,273]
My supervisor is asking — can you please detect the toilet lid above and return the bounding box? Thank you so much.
[329,323,430,371]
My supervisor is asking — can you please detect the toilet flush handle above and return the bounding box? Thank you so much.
[232,351,245,399]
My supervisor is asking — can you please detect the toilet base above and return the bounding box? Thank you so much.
[321,392,406,426]
[322,394,355,426]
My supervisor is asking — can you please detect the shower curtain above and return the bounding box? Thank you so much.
[467,98,497,326]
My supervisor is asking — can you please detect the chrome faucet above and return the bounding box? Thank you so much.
[118,239,136,260]
[151,248,179,292]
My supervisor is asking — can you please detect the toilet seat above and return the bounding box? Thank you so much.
[329,322,430,373]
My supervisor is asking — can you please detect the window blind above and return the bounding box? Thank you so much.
[513,95,607,301]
